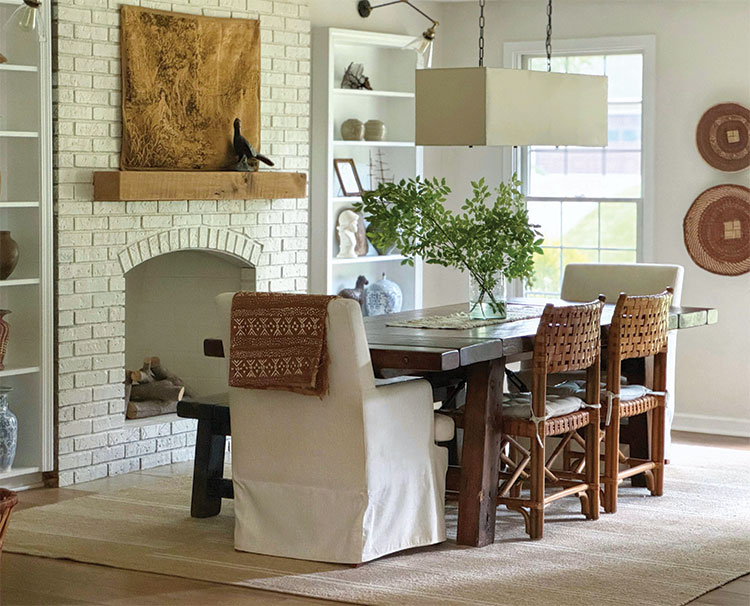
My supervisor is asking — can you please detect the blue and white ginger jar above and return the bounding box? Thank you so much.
[366,273,403,316]
[0,386,17,473]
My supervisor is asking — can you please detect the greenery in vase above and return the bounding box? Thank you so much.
[354,175,544,315]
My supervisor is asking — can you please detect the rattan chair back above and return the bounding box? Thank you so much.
[0,488,18,553]
[534,296,606,376]
[609,288,673,361]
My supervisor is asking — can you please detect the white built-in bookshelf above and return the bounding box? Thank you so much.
[311,28,423,311]
[0,0,53,488]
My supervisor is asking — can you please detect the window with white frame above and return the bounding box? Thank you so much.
[516,49,648,297]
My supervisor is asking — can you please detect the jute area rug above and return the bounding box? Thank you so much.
[6,443,750,606]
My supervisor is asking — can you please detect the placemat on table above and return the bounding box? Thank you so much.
[386,304,544,330]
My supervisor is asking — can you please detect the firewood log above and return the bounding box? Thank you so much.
[149,357,195,398]
[129,379,185,403]
[126,399,179,419]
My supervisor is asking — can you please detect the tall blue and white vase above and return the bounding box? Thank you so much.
[366,273,403,316]
[0,386,17,472]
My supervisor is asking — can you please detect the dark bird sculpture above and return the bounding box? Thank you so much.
[233,118,274,167]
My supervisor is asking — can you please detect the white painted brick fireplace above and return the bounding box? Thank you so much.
[53,0,310,485]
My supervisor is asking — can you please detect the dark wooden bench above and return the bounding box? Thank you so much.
[177,398,233,518]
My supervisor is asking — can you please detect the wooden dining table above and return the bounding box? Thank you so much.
[363,299,718,548]
[183,298,717,546]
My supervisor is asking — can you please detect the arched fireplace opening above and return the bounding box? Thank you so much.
[124,250,254,420]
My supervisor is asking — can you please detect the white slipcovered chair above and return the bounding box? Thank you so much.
[215,293,449,564]
[560,263,683,457]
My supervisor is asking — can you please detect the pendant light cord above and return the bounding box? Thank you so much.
[546,0,552,71]
[478,0,485,67]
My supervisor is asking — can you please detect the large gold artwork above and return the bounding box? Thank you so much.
[120,6,260,170]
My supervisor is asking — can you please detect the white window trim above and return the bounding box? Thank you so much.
[502,35,656,296]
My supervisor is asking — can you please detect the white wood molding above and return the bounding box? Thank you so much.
[0,0,54,485]
[672,413,750,438]
[40,0,55,474]
[326,28,416,49]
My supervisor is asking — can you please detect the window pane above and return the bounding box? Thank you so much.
[603,151,641,197]
[567,150,603,175]
[529,57,547,71]
[528,150,565,197]
[600,249,637,263]
[523,50,644,298]
[530,149,566,175]
[606,54,643,102]
[566,55,605,76]
[551,56,567,73]
[601,203,637,249]
[562,248,599,266]
[530,248,561,293]
[528,153,600,198]
[562,202,598,247]
[529,151,642,199]
[527,201,561,246]
[608,103,642,150]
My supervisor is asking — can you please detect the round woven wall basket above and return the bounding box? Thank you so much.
[683,184,750,276]
[695,103,750,172]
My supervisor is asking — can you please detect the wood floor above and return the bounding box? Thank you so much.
[1,431,748,606]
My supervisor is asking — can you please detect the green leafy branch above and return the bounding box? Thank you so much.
[354,174,544,311]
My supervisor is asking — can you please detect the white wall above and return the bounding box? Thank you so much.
[311,1,444,38]
[427,0,750,434]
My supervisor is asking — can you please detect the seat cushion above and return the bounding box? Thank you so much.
[434,413,455,442]
[502,393,585,420]
[548,380,651,402]
[374,375,424,388]
[508,368,628,393]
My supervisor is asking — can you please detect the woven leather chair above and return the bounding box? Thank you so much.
[0,488,18,553]
[602,289,672,513]
[511,263,683,457]
[561,263,683,458]
[496,298,604,540]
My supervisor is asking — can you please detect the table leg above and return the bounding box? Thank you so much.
[457,359,504,547]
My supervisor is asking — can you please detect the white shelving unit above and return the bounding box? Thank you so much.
[311,28,423,312]
[0,0,54,489]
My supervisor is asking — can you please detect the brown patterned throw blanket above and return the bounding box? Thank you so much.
[229,292,337,396]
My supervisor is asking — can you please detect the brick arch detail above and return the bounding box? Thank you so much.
[117,227,263,274]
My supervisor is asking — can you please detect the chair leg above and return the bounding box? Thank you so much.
[603,417,620,514]
[529,434,545,540]
[585,417,600,520]
[651,407,666,496]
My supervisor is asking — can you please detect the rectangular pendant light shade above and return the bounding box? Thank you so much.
[416,67,608,147]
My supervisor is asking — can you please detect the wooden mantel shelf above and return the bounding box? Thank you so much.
[93,170,307,201]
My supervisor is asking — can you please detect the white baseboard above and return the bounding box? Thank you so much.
[672,413,750,438]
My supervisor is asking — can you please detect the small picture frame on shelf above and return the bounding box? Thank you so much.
[334,158,364,197]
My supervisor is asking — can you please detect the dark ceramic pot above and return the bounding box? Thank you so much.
[0,232,19,280]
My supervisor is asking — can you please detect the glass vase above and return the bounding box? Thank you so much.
[469,272,507,320]
[0,386,17,473]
